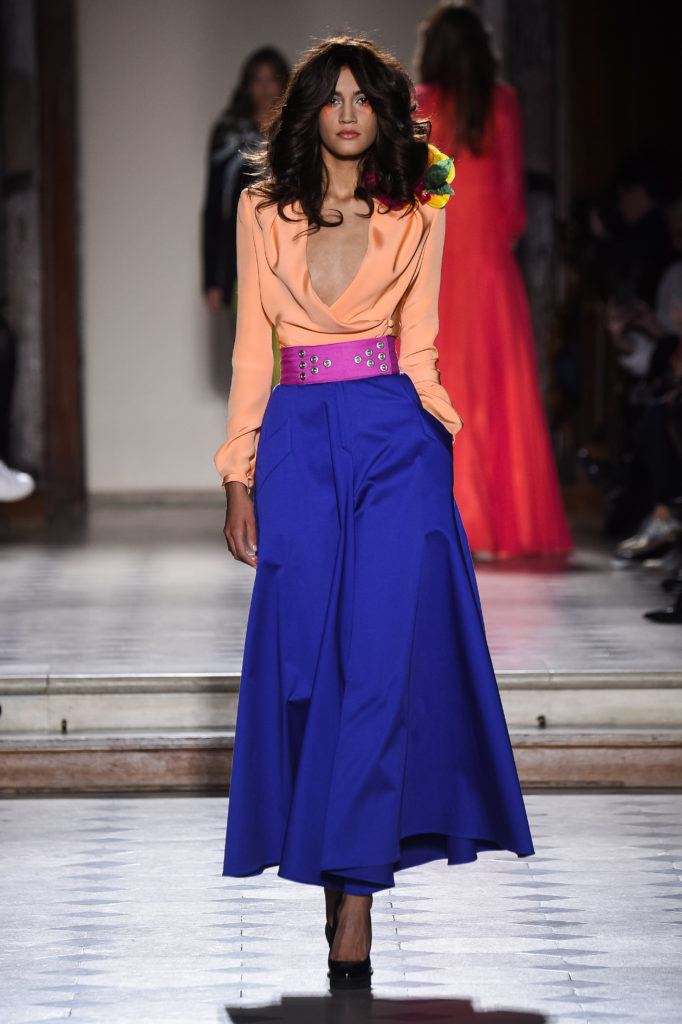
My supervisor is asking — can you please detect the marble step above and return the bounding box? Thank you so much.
[0,727,680,792]
[0,729,234,793]
[2,669,682,734]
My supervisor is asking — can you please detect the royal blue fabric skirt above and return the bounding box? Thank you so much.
[223,372,534,893]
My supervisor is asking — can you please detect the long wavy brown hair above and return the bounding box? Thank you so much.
[249,37,431,229]
[417,2,498,157]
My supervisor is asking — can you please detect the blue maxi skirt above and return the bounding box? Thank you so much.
[223,372,534,893]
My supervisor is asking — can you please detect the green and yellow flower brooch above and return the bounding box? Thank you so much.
[368,144,455,210]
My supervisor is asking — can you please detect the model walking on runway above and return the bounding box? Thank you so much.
[215,37,534,989]
[416,3,573,556]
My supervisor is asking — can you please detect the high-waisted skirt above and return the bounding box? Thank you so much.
[223,371,534,893]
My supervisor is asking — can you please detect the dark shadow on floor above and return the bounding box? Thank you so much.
[225,993,547,1023]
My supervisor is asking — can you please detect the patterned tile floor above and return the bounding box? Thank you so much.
[1,793,681,1024]
[1,499,680,679]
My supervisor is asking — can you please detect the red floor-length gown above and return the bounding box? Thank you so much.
[416,82,573,556]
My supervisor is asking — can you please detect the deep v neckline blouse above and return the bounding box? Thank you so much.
[305,204,373,310]
[214,188,464,488]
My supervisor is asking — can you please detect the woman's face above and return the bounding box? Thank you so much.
[247,62,285,117]
[318,66,377,160]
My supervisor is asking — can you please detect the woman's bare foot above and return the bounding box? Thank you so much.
[330,894,372,961]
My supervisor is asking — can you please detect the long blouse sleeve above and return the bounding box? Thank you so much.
[398,208,463,439]
[214,190,274,488]
[497,86,527,243]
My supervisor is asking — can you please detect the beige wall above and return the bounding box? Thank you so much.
[77,0,427,492]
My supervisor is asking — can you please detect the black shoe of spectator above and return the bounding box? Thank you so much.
[644,591,682,623]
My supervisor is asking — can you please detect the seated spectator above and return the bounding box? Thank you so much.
[611,289,682,569]
[590,153,675,306]
[608,195,682,379]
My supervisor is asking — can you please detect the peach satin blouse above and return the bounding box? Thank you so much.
[215,188,463,489]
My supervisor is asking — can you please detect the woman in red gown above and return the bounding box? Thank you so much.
[416,3,573,557]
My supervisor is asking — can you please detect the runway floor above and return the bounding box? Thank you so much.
[2,792,681,1024]
[2,500,681,1021]
[1,497,680,679]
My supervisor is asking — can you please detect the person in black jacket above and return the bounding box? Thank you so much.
[0,312,35,502]
[202,47,289,313]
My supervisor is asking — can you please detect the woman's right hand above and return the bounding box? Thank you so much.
[223,481,258,567]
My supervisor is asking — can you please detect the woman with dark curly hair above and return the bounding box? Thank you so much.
[215,36,533,989]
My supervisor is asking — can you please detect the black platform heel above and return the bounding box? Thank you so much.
[328,955,373,989]
[327,896,373,990]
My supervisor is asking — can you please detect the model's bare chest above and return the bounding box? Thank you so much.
[305,206,371,308]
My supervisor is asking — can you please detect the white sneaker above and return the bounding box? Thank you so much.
[0,459,35,502]
[614,511,681,560]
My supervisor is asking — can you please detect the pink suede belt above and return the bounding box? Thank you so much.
[279,335,399,385]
